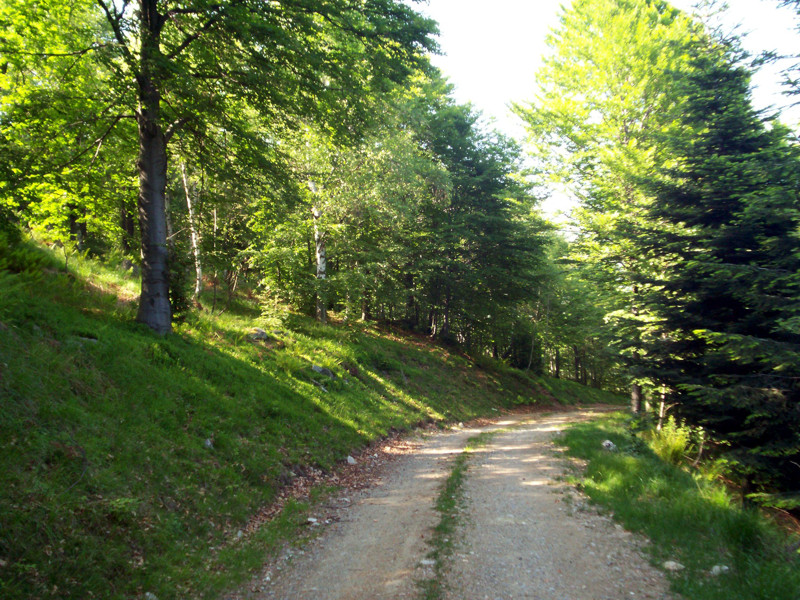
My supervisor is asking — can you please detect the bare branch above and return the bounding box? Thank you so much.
[165,116,191,143]
[117,0,131,20]
[165,5,228,60]
[0,43,114,58]
[166,6,215,18]
[95,0,136,69]
[59,114,126,170]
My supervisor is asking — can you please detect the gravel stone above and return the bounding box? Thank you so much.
[443,413,677,600]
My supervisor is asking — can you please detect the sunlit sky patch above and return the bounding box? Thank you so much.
[418,0,800,216]
[420,0,800,140]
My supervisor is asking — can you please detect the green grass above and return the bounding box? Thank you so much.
[0,237,612,600]
[532,374,625,406]
[557,413,800,600]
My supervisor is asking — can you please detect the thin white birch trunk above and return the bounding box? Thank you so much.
[180,162,203,300]
[312,206,327,325]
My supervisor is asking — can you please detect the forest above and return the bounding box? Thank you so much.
[1,0,799,534]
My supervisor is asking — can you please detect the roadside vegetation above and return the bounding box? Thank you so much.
[0,238,621,600]
[558,413,800,600]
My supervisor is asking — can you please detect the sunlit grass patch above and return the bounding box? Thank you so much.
[558,413,800,600]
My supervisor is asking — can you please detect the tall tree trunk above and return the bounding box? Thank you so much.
[657,390,667,430]
[630,285,642,413]
[211,208,219,313]
[554,347,561,379]
[573,344,580,382]
[135,0,171,334]
[120,198,137,259]
[442,292,451,339]
[312,207,327,324]
[361,296,370,321]
[526,331,537,372]
[181,162,203,300]
[405,271,416,325]
[67,204,87,252]
[631,373,643,414]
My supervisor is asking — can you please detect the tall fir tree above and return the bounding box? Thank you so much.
[639,38,800,491]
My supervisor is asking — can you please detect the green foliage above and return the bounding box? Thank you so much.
[644,416,693,465]
[559,414,800,600]
[1,0,440,332]
[515,0,699,394]
[247,73,552,364]
[634,35,800,491]
[519,0,800,493]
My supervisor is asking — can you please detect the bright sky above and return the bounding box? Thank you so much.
[420,0,800,140]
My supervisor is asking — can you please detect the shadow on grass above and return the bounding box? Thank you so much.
[0,245,434,599]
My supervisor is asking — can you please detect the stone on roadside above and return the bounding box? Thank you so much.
[248,327,271,341]
[709,565,730,576]
[347,455,357,465]
[312,365,336,379]
[663,560,685,572]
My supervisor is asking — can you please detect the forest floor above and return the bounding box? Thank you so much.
[230,407,675,600]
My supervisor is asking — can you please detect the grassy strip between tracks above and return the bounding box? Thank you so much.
[417,428,507,600]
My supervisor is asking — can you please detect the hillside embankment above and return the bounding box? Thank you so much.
[0,240,621,600]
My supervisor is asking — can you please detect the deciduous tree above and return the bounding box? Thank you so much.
[1,0,437,333]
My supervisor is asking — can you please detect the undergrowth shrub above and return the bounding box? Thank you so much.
[647,416,692,465]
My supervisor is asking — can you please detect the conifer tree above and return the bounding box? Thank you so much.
[640,38,800,491]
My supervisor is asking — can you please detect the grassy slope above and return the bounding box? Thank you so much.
[559,413,800,600]
[0,238,622,600]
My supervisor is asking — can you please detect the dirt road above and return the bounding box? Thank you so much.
[236,409,674,600]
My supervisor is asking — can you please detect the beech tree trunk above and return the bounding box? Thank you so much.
[135,0,172,334]
[361,297,370,321]
[120,198,137,259]
[573,344,580,382]
[554,347,561,379]
[526,331,537,372]
[657,391,667,430]
[67,204,87,251]
[631,374,643,414]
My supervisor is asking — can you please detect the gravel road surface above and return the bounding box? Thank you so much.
[442,411,675,600]
[235,409,676,600]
